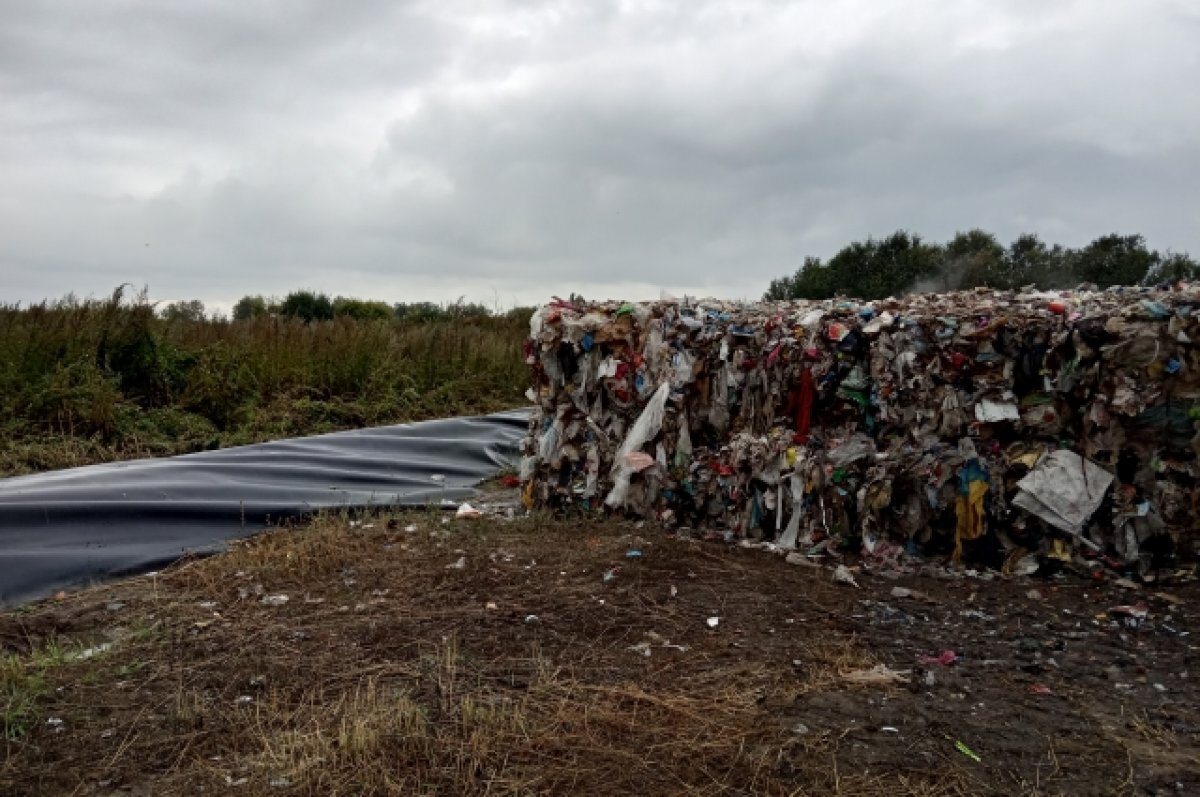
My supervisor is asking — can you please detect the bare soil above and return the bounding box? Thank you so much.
[1,509,1197,796]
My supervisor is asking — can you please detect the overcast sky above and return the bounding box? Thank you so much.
[3,0,1198,312]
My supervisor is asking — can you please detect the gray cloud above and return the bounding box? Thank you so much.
[3,0,1198,311]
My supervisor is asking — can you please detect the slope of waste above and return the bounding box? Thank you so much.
[520,287,1199,579]
[0,410,528,605]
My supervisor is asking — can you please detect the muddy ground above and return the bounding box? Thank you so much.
[1,509,1197,796]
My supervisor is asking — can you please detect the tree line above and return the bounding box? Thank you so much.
[159,291,510,324]
[764,230,1200,301]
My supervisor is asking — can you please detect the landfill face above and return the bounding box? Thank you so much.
[520,288,1199,578]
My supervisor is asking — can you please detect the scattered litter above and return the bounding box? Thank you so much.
[1109,604,1148,619]
[455,503,483,518]
[71,643,113,661]
[260,594,289,607]
[706,616,720,629]
[628,641,653,657]
[919,650,959,667]
[1011,555,1040,577]
[840,664,910,686]
[790,723,811,735]
[447,556,466,570]
[833,564,860,588]
[625,549,643,558]
[524,614,540,624]
[105,602,126,613]
[1028,684,1053,695]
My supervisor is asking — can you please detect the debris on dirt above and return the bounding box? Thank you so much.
[3,513,1198,796]
[706,616,720,629]
[70,643,113,661]
[455,502,483,518]
[918,649,959,666]
[833,564,860,588]
[1109,603,1149,619]
[839,664,910,686]
[259,594,289,606]
[446,556,466,570]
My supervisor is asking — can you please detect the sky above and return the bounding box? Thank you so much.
[3,0,1199,313]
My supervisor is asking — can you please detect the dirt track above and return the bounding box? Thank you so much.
[1,511,1197,795]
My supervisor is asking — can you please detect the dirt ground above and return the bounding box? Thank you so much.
[1,508,1197,796]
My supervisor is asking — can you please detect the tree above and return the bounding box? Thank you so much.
[764,256,827,300]
[279,290,334,322]
[1144,251,1200,286]
[944,229,1006,289]
[763,232,943,302]
[332,297,394,321]
[160,299,206,322]
[232,295,268,320]
[823,231,943,299]
[1075,234,1160,288]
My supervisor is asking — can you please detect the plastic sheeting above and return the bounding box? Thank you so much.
[0,410,528,606]
[1012,450,1115,535]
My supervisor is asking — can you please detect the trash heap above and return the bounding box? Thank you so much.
[520,287,1200,574]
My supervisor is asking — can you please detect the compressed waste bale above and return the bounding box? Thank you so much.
[520,287,1200,574]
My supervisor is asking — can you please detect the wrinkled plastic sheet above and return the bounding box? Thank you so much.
[0,410,528,606]
[1012,449,1114,535]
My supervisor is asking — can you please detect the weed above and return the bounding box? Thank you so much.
[1,638,73,740]
[0,292,531,476]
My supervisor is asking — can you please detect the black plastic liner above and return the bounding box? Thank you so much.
[0,410,528,606]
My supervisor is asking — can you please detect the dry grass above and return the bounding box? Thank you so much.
[0,511,982,796]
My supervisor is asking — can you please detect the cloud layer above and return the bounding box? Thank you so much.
[3,0,1198,310]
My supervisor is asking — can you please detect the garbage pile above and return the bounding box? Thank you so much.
[520,287,1200,575]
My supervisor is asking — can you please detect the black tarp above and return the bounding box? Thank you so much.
[0,410,528,606]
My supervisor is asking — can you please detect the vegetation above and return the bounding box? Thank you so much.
[765,230,1200,300]
[0,287,531,477]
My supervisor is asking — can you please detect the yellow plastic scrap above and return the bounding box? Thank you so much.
[1012,451,1041,469]
[521,480,536,509]
[953,480,988,562]
[1048,538,1072,562]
